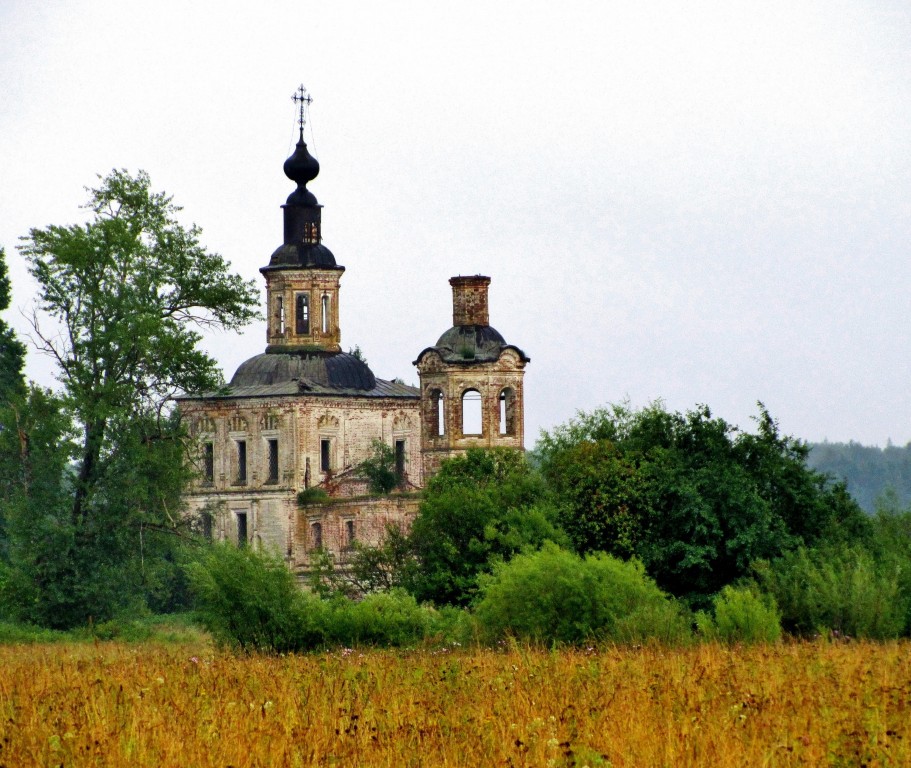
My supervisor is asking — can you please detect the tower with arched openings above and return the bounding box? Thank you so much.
[414,276,530,477]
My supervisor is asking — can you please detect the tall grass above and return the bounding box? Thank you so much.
[0,641,909,766]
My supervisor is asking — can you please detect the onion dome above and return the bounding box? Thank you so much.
[283,139,320,206]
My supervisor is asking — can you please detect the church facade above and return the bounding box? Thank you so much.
[178,96,529,574]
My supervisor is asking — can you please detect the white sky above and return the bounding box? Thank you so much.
[2,1,910,447]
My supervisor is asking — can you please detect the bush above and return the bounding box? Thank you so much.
[473,543,690,645]
[326,589,431,647]
[756,545,906,639]
[297,487,329,505]
[699,584,781,644]
[187,544,325,653]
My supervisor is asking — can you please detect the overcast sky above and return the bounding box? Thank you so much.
[2,1,910,447]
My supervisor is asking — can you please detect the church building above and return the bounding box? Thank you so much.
[178,89,529,575]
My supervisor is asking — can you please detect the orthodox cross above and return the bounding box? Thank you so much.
[292,85,312,138]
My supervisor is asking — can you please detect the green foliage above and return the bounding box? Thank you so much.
[187,543,325,653]
[408,449,566,606]
[699,584,782,644]
[756,544,907,639]
[327,589,431,647]
[473,542,690,645]
[358,440,400,494]
[537,401,868,607]
[187,544,466,651]
[297,487,329,505]
[6,170,260,628]
[348,523,419,594]
[0,247,26,403]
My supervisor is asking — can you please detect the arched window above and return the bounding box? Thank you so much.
[499,387,517,436]
[276,295,285,334]
[461,389,483,436]
[321,294,330,334]
[296,293,310,335]
[426,388,445,437]
[310,522,322,550]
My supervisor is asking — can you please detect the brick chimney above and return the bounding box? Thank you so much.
[450,275,491,327]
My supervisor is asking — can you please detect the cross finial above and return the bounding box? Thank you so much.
[292,84,313,140]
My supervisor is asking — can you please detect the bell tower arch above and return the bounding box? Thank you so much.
[414,276,529,478]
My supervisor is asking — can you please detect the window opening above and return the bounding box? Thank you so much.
[321,294,330,334]
[276,295,285,334]
[311,521,322,550]
[236,512,248,548]
[236,440,247,485]
[201,512,213,541]
[461,389,483,435]
[395,439,406,485]
[267,439,278,483]
[499,388,516,436]
[345,520,355,549]
[436,390,445,436]
[203,442,214,484]
[320,439,331,473]
[296,293,310,335]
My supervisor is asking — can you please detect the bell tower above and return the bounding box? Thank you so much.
[414,276,530,478]
[261,85,344,354]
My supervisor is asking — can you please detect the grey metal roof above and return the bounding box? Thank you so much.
[177,350,419,402]
[178,377,418,401]
[413,324,530,365]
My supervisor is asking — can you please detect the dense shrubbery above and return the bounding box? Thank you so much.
[756,543,907,639]
[696,584,782,644]
[187,545,468,652]
[473,543,690,645]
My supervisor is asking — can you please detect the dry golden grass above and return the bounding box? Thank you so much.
[1,639,909,767]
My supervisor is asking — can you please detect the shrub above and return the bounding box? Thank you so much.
[187,544,325,653]
[701,584,781,644]
[473,543,689,645]
[756,544,906,639]
[297,487,329,505]
[327,589,431,647]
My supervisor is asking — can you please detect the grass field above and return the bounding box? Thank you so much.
[1,637,909,767]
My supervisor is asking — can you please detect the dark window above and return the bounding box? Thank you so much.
[276,295,285,334]
[203,442,214,484]
[311,522,322,550]
[266,439,278,483]
[395,439,406,485]
[320,439,331,473]
[201,512,213,541]
[236,440,247,485]
[236,512,248,548]
[345,520,355,549]
[296,293,310,335]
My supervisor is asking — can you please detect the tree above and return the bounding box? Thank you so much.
[537,401,868,607]
[8,170,260,626]
[0,247,26,403]
[407,448,566,606]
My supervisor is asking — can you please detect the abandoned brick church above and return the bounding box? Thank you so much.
[178,91,529,574]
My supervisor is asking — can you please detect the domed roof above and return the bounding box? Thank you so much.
[267,242,338,269]
[230,351,376,391]
[434,325,507,362]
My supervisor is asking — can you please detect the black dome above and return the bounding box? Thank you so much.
[230,351,376,391]
[266,242,338,269]
[434,325,507,362]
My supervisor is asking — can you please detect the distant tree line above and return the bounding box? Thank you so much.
[807,441,911,513]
